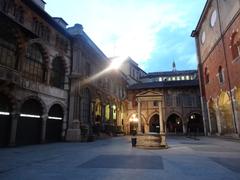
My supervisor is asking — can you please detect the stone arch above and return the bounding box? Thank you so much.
[51,55,69,75]
[149,113,160,133]
[46,103,64,142]
[187,112,204,134]
[47,101,66,116]
[127,112,146,134]
[208,98,218,134]
[17,97,44,145]
[18,95,47,115]
[26,40,50,68]
[218,91,234,133]
[166,112,183,134]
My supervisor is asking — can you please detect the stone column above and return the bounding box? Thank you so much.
[9,111,20,146]
[109,103,113,124]
[101,104,106,130]
[62,111,68,140]
[159,101,164,133]
[206,102,213,134]
[66,92,81,141]
[215,104,222,135]
[232,98,240,135]
[137,99,141,133]
[158,101,166,146]
[41,114,48,143]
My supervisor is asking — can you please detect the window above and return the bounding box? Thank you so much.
[50,57,65,89]
[22,43,45,82]
[205,67,209,84]
[0,27,17,69]
[32,18,50,42]
[201,31,206,44]
[218,66,224,84]
[172,76,176,81]
[181,76,185,80]
[230,32,240,60]
[153,101,158,107]
[186,75,190,80]
[210,10,217,27]
[177,76,180,80]
[165,95,173,106]
[159,77,162,81]
[176,95,181,106]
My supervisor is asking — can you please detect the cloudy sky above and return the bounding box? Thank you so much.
[45,0,206,72]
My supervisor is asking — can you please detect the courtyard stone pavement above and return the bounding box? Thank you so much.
[0,136,240,180]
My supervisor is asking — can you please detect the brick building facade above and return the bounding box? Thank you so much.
[192,0,240,136]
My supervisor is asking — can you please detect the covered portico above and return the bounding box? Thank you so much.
[134,90,167,148]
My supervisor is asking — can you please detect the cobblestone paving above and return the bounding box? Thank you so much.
[0,136,240,180]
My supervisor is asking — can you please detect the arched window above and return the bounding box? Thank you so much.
[231,32,240,60]
[218,66,224,84]
[23,43,45,82]
[0,26,17,69]
[50,57,65,89]
[204,67,209,84]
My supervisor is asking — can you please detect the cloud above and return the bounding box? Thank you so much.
[45,0,206,71]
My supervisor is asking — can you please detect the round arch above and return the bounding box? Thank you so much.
[187,112,204,135]
[218,91,234,133]
[0,93,12,147]
[16,98,43,145]
[46,104,64,142]
[166,113,183,133]
[127,113,146,134]
[208,99,218,134]
[149,114,160,133]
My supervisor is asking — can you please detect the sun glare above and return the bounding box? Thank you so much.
[108,56,128,70]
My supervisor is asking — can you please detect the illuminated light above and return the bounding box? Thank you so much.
[107,56,128,70]
[130,114,139,123]
[48,116,62,120]
[0,111,10,115]
[20,114,41,118]
[75,56,128,88]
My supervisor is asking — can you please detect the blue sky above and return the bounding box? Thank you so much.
[45,0,206,72]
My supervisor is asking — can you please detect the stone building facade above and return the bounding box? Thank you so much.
[0,0,71,146]
[192,0,240,136]
[122,61,203,136]
[66,24,127,141]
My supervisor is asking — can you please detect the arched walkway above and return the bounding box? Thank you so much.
[208,99,218,134]
[46,104,63,142]
[16,99,43,145]
[219,91,234,133]
[166,113,183,134]
[149,114,160,133]
[0,93,11,147]
[187,113,204,135]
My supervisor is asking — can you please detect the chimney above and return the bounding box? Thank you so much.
[67,24,84,36]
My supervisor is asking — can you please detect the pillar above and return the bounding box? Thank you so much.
[158,101,166,146]
[62,111,68,140]
[41,114,47,143]
[9,111,20,146]
[137,99,141,133]
[101,104,106,130]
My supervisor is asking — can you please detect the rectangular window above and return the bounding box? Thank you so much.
[153,101,158,107]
